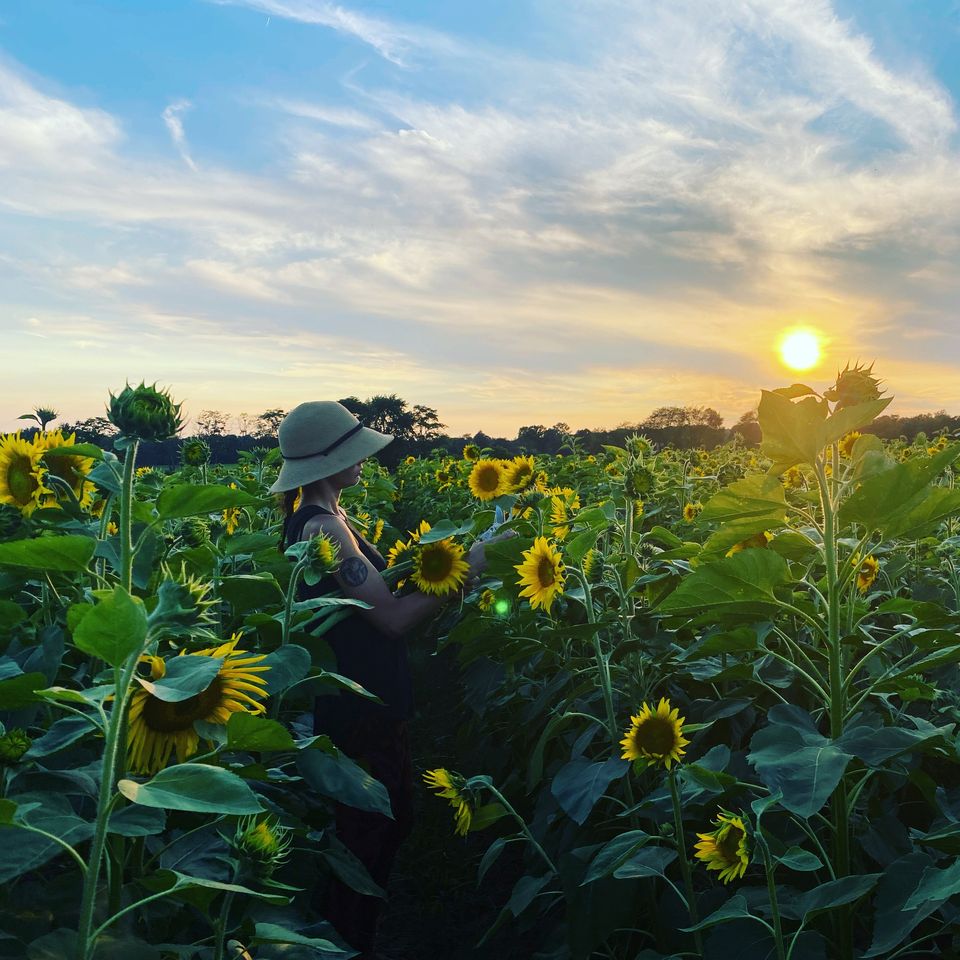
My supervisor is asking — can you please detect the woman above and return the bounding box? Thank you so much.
[270,400,496,958]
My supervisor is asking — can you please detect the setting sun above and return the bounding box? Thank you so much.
[779,329,822,371]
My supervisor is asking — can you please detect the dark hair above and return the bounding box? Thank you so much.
[277,489,299,553]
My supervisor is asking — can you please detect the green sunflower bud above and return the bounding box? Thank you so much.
[180,437,211,467]
[823,362,884,410]
[107,382,184,443]
[233,816,292,876]
[150,567,218,633]
[625,434,655,457]
[0,728,31,764]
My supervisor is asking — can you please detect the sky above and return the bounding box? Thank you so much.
[1,0,959,438]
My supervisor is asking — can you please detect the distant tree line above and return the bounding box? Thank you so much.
[48,398,959,467]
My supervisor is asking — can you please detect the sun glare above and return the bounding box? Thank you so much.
[779,329,821,371]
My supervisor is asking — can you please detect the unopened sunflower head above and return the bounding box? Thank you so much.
[108,382,184,443]
[624,464,656,499]
[233,816,293,876]
[823,362,884,410]
[151,566,218,633]
[694,810,750,883]
[179,517,212,548]
[0,728,31,765]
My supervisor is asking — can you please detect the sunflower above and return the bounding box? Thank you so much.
[478,588,496,612]
[386,537,413,568]
[548,487,580,540]
[504,455,537,494]
[0,433,51,516]
[222,482,242,535]
[781,466,804,489]
[423,767,473,837]
[468,459,508,501]
[404,455,417,465]
[35,430,95,510]
[515,537,565,613]
[682,502,701,523]
[839,431,861,458]
[462,443,481,462]
[856,554,880,594]
[126,634,270,775]
[408,519,431,542]
[371,518,384,544]
[620,698,689,769]
[694,811,750,883]
[411,539,469,596]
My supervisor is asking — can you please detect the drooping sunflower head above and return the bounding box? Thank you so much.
[856,554,880,594]
[694,810,750,883]
[548,487,581,540]
[582,548,604,583]
[423,767,474,837]
[126,634,270,775]
[515,536,565,614]
[468,459,508,501]
[462,443,481,462]
[624,464,656,500]
[0,433,51,517]
[179,517,212,548]
[411,539,469,597]
[620,697,689,769]
[108,382,184,443]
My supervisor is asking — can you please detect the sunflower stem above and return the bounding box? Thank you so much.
[76,440,141,960]
[668,768,703,958]
[758,834,787,960]
[484,782,557,877]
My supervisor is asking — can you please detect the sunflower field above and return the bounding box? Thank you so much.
[2,367,960,959]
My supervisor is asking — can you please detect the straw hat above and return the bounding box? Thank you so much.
[269,401,393,493]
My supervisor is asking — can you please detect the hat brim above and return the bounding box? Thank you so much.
[268,427,393,493]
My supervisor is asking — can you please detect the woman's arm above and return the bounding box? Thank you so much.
[302,514,478,638]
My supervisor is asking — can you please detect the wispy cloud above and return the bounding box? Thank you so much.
[209,0,460,65]
[162,99,198,171]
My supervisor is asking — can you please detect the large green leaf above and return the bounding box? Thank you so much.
[107,805,166,837]
[23,716,97,758]
[581,829,651,885]
[0,671,48,709]
[0,535,96,572]
[155,483,263,520]
[864,852,939,957]
[758,391,827,473]
[551,757,629,825]
[819,397,892,447]
[261,644,312,695]
[219,574,283,613]
[748,705,852,818]
[797,874,881,922]
[73,586,147,667]
[657,549,790,618]
[319,832,386,898]
[0,792,94,882]
[838,444,960,538]
[698,475,787,524]
[680,895,758,932]
[297,749,393,817]
[225,712,296,752]
[135,654,223,703]
[252,923,349,953]
[118,763,263,814]
[612,845,677,880]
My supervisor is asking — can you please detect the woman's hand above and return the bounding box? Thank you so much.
[465,530,516,582]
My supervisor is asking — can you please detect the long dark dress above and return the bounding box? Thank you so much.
[284,504,414,956]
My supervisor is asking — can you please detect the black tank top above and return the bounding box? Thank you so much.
[284,505,413,737]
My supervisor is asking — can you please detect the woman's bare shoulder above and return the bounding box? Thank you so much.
[301,511,351,541]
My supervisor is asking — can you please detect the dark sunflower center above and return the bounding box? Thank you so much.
[716,825,743,863]
[636,716,677,756]
[45,455,83,491]
[7,455,37,503]
[537,557,556,587]
[421,547,454,581]
[478,468,499,491]
[141,680,223,733]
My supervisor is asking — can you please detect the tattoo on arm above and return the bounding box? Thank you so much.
[340,556,369,587]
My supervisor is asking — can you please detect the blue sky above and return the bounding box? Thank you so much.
[1,0,958,436]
